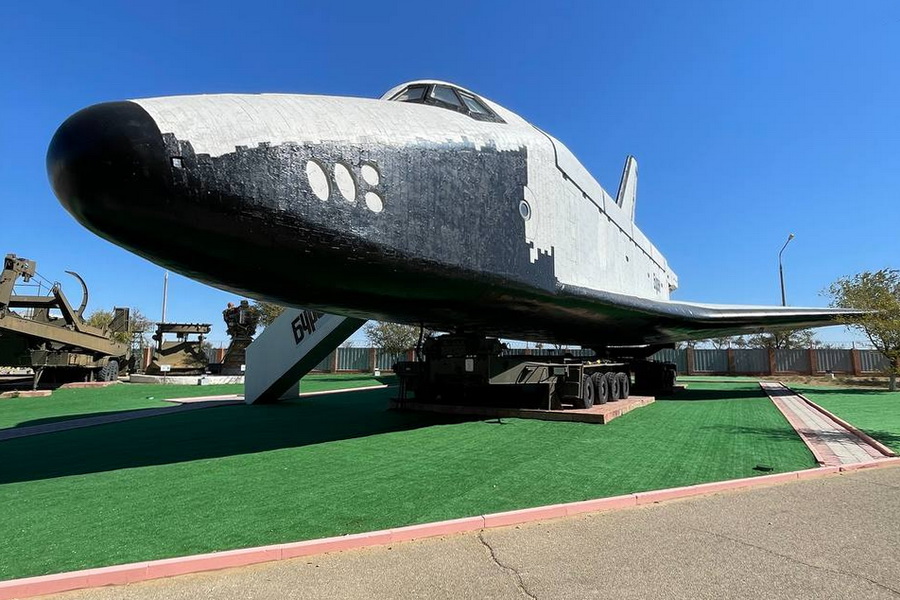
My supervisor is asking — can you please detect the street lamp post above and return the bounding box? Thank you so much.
[778,233,795,306]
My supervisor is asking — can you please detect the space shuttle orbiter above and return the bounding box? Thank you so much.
[47,80,855,350]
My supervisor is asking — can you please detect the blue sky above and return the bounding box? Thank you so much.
[2,1,898,346]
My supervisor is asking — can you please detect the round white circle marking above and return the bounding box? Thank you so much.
[365,192,384,213]
[361,164,380,187]
[334,163,356,202]
[305,160,329,201]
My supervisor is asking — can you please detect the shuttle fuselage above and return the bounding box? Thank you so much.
[47,81,851,347]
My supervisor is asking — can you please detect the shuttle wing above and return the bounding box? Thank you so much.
[559,284,860,344]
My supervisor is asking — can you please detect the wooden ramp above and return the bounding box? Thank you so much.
[390,395,654,424]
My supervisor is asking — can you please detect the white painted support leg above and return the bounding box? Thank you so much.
[245,308,364,404]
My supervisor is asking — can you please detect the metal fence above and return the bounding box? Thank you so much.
[649,347,891,376]
[337,347,369,371]
[376,351,409,370]
[692,349,728,373]
[775,349,810,373]
[733,349,768,373]
[859,349,890,372]
[816,348,852,373]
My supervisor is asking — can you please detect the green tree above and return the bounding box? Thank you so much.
[252,301,285,327]
[826,269,900,391]
[364,321,427,353]
[85,309,114,330]
[85,308,152,344]
[745,329,817,350]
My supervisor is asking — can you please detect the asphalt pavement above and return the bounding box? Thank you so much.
[46,465,900,600]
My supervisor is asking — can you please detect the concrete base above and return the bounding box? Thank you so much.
[389,395,655,424]
[59,381,120,389]
[128,374,245,385]
[0,390,52,399]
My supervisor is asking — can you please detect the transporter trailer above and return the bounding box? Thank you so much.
[395,334,677,410]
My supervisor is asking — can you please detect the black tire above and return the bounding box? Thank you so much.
[98,359,119,382]
[616,372,630,399]
[604,372,619,402]
[574,373,595,409]
[665,368,677,390]
[591,372,609,405]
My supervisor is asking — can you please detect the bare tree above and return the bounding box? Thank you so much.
[826,269,900,391]
[706,336,741,350]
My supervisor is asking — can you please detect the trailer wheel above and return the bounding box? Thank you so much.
[98,359,119,382]
[591,372,609,405]
[604,372,619,402]
[665,367,677,391]
[574,373,595,409]
[616,372,630,399]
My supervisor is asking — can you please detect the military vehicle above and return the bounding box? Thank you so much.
[0,253,130,388]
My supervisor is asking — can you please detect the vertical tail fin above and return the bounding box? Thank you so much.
[615,155,638,221]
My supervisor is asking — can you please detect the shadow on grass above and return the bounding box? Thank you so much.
[700,424,810,442]
[6,405,196,431]
[793,387,900,396]
[0,388,472,485]
[658,389,765,402]
[2,376,398,431]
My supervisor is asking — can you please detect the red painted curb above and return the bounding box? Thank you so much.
[4,461,900,599]
[483,503,570,528]
[278,530,393,560]
[797,393,897,458]
[633,471,800,505]
[389,516,486,543]
[564,494,637,516]
[838,457,900,472]
[796,465,841,480]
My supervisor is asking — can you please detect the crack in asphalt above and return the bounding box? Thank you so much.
[477,531,537,600]
[689,527,900,597]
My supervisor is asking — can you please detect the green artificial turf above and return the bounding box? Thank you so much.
[793,385,900,452]
[680,375,765,384]
[0,381,814,580]
[0,374,391,431]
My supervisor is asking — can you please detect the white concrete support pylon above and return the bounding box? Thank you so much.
[245,308,364,404]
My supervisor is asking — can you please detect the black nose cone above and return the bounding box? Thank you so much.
[47,101,171,242]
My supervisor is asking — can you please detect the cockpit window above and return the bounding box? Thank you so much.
[429,85,463,109]
[458,92,489,115]
[388,84,506,124]
[392,85,426,102]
